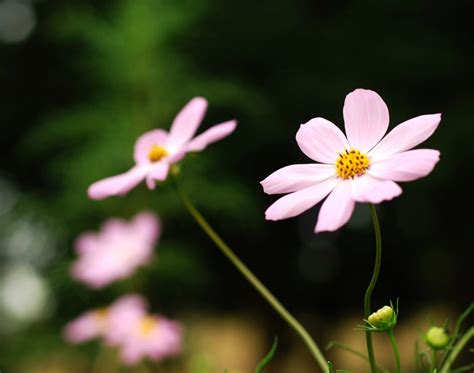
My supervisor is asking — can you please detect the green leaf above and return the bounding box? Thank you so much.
[255,337,278,373]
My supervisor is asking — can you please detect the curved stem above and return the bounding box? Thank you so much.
[387,329,401,373]
[440,327,474,373]
[175,186,328,372]
[364,204,382,373]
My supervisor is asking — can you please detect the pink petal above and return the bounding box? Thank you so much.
[74,233,98,255]
[343,89,390,152]
[167,97,208,151]
[63,312,101,343]
[315,181,355,233]
[368,114,441,160]
[145,162,170,189]
[264,177,339,220]
[131,212,161,245]
[261,164,335,194]
[296,118,350,164]
[350,174,402,203]
[368,149,440,182]
[186,120,237,152]
[88,166,149,200]
[134,129,169,165]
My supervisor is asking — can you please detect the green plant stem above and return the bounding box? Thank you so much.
[364,204,382,373]
[432,350,437,372]
[440,327,474,373]
[175,186,328,372]
[326,341,389,372]
[387,330,401,373]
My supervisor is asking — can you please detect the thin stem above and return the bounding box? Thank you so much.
[431,350,437,372]
[175,186,328,372]
[440,327,474,373]
[364,204,382,373]
[387,329,401,373]
[326,341,389,372]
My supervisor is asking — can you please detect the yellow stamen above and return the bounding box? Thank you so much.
[94,307,109,329]
[336,148,370,179]
[95,307,109,319]
[139,316,157,336]
[148,145,168,162]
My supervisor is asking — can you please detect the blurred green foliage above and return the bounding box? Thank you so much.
[1,0,473,370]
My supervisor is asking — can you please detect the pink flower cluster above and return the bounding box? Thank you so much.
[71,212,160,288]
[64,294,182,365]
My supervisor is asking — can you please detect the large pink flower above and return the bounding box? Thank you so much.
[71,212,160,288]
[261,89,441,233]
[64,294,147,344]
[118,314,182,365]
[88,97,237,200]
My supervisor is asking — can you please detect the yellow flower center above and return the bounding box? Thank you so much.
[139,316,157,336]
[336,149,370,179]
[94,307,109,330]
[148,145,168,162]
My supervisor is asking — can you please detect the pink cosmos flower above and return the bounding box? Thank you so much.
[118,314,182,365]
[64,294,147,344]
[261,89,441,233]
[71,212,160,288]
[88,97,237,200]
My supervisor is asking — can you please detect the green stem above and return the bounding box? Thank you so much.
[364,204,382,373]
[387,329,401,373]
[175,186,329,372]
[432,350,437,372]
[440,327,474,373]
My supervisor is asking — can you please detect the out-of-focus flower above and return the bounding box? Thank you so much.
[64,294,147,344]
[71,212,160,288]
[119,314,182,365]
[88,97,237,200]
[261,89,441,233]
[425,326,450,350]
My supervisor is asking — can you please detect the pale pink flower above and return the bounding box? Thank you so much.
[88,97,237,200]
[71,212,160,288]
[64,294,147,344]
[118,314,182,365]
[261,89,441,233]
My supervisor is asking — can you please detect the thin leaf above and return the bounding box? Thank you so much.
[326,341,389,373]
[451,362,474,372]
[255,337,278,373]
[439,303,473,367]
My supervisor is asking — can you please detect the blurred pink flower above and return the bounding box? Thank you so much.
[261,89,441,233]
[64,294,147,344]
[119,314,182,365]
[88,97,237,200]
[72,212,160,288]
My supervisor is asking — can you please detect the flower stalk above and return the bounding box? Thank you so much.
[364,204,382,373]
[387,329,401,373]
[174,183,328,372]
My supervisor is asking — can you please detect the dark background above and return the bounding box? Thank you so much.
[0,0,472,371]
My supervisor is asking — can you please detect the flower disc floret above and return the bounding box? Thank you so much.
[336,148,370,179]
[148,145,168,162]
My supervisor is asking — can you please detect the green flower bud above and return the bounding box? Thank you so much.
[368,305,397,331]
[425,326,449,350]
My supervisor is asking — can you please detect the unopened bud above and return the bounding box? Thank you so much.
[368,305,397,331]
[425,326,449,350]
